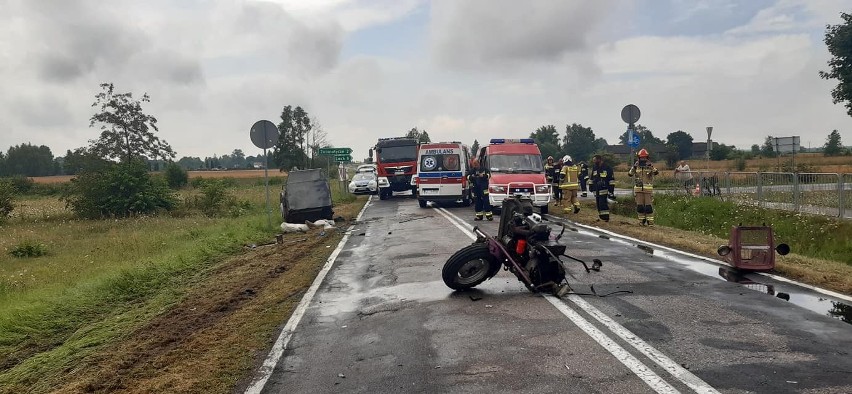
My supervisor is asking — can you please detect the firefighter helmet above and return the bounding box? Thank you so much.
[562,155,572,163]
[637,149,649,158]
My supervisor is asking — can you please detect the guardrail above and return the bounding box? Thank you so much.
[651,171,852,219]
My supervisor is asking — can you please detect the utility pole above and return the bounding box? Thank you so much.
[706,126,713,170]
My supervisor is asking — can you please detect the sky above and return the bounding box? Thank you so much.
[1,0,851,162]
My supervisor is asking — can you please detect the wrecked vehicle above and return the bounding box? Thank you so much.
[280,168,334,224]
[717,224,790,271]
[442,195,602,296]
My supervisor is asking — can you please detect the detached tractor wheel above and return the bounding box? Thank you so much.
[442,243,499,290]
[418,199,427,208]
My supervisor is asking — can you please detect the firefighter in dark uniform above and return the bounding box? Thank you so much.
[552,156,564,206]
[578,161,589,197]
[588,154,614,222]
[469,158,493,221]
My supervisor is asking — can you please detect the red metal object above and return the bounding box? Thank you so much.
[719,226,787,271]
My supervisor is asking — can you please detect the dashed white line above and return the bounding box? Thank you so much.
[245,196,373,394]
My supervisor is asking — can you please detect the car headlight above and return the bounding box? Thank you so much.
[369,181,377,187]
[490,185,506,193]
[536,185,550,193]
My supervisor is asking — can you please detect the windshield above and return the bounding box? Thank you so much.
[487,154,543,173]
[353,173,375,181]
[420,154,460,172]
[378,145,417,163]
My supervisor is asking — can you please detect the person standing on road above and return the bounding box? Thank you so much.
[674,160,693,194]
[468,158,493,221]
[628,149,660,226]
[559,155,581,214]
[552,156,564,206]
[578,160,589,197]
[589,154,614,222]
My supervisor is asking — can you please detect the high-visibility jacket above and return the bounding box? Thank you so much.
[544,163,555,182]
[589,164,613,193]
[559,164,580,190]
[628,161,659,192]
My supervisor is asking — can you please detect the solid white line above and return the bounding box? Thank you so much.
[568,296,720,394]
[545,215,852,304]
[438,207,685,394]
[543,296,681,394]
[432,206,474,237]
[245,195,373,394]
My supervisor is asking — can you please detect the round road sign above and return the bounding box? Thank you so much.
[250,120,280,149]
[621,104,641,124]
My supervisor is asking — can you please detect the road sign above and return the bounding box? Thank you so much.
[334,154,352,162]
[318,147,352,155]
[250,120,279,149]
[621,104,641,124]
[626,128,641,148]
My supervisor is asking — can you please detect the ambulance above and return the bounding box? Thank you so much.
[482,138,551,214]
[415,142,472,208]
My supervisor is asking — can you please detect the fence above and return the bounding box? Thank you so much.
[651,171,851,219]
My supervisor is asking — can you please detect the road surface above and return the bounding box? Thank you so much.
[249,196,852,394]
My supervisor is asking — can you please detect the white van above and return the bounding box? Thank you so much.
[416,142,472,208]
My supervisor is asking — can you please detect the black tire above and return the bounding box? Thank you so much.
[540,205,549,215]
[379,190,388,200]
[442,243,499,290]
[462,191,472,207]
[418,199,427,208]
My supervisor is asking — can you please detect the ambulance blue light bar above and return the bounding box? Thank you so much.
[489,138,535,144]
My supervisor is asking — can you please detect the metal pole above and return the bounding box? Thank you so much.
[793,173,799,212]
[757,172,763,209]
[264,147,271,228]
[839,174,845,219]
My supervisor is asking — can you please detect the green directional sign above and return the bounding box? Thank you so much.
[318,147,352,155]
[334,154,352,162]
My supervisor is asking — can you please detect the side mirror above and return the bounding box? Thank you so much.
[368,148,373,158]
[717,245,732,256]
[775,243,790,256]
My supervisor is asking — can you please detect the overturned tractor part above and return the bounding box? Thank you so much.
[717,225,790,271]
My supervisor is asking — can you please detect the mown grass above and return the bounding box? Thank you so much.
[608,194,852,265]
[0,177,353,392]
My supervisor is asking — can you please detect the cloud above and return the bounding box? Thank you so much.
[430,0,615,71]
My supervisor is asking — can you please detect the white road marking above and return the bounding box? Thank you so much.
[545,215,852,304]
[440,206,719,394]
[245,196,373,394]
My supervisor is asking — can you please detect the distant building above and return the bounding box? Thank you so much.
[691,142,717,159]
[604,143,668,161]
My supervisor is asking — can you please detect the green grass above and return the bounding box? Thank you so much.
[0,179,351,391]
[611,194,852,265]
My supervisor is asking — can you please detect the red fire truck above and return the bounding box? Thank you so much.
[369,137,419,200]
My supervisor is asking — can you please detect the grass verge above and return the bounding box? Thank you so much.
[549,195,852,296]
[0,179,366,393]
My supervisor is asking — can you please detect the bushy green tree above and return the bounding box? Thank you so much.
[820,12,852,117]
[62,160,176,219]
[404,127,431,143]
[0,181,14,220]
[89,83,175,163]
[470,139,480,158]
[164,162,188,189]
[274,105,311,170]
[3,143,56,176]
[824,129,844,156]
[666,130,694,159]
[760,136,777,158]
[564,123,596,162]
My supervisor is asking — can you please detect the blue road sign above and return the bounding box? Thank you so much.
[627,128,641,148]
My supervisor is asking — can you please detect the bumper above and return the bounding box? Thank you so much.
[350,187,377,195]
[489,193,551,207]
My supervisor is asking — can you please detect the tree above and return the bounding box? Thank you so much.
[470,139,480,158]
[594,138,608,152]
[0,152,6,176]
[307,117,329,169]
[63,147,109,175]
[177,156,204,170]
[404,127,431,143]
[666,130,694,159]
[663,145,680,168]
[3,143,56,176]
[89,83,174,163]
[820,12,852,117]
[530,125,560,146]
[824,129,844,156]
[273,105,312,170]
[761,136,777,158]
[710,143,735,160]
[563,123,596,162]
[750,144,761,155]
[63,160,176,219]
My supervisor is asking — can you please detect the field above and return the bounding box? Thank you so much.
[29,169,288,184]
[0,174,366,393]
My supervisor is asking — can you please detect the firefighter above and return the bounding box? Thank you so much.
[578,161,589,197]
[559,155,580,214]
[544,156,555,184]
[469,158,493,221]
[552,156,563,205]
[588,154,614,222]
[627,148,660,226]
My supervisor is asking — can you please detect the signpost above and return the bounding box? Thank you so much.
[319,147,353,194]
[706,126,713,170]
[249,120,280,228]
[621,104,641,164]
[318,147,353,156]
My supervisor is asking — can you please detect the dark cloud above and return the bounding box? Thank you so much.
[430,0,614,70]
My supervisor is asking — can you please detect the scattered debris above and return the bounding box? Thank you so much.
[399,216,431,223]
[357,232,366,236]
[485,304,493,308]
[280,222,310,233]
[435,366,441,369]
[469,295,482,302]
[338,373,346,378]
[387,231,392,235]
[786,381,798,384]
[564,365,570,370]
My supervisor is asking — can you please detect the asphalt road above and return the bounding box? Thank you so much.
[250,196,852,394]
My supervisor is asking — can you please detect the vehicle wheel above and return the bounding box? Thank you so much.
[379,190,388,200]
[540,205,549,215]
[442,243,499,290]
[418,199,427,208]
[462,192,472,207]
